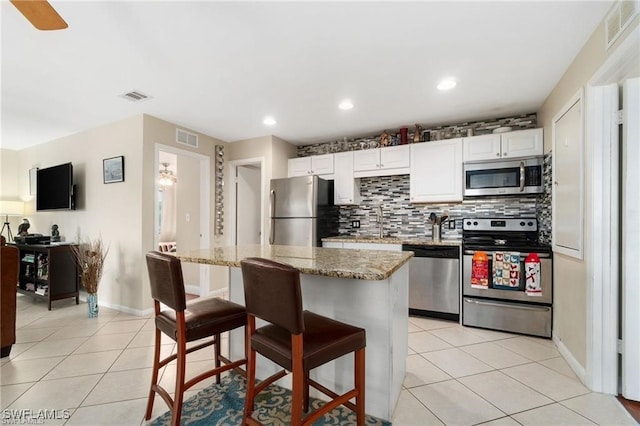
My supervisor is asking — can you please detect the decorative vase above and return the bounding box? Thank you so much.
[87,293,99,317]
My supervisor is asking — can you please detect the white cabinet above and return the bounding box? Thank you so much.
[333,152,361,205]
[343,242,402,252]
[501,128,543,159]
[322,241,343,249]
[463,128,543,162]
[322,241,402,252]
[354,145,410,177]
[410,138,463,203]
[288,154,334,177]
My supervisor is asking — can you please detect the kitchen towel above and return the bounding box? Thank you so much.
[492,251,520,289]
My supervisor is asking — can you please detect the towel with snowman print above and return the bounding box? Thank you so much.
[492,252,520,289]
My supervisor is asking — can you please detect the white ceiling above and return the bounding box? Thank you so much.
[1,1,614,150]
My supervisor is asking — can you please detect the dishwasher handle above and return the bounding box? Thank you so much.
[402,244,459,259]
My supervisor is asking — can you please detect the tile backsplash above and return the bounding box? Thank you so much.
[336,173,549,242]
[293,112,552,245]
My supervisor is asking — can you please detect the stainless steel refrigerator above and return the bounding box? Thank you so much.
[269,175,338,246]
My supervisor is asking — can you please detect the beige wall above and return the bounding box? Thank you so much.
[141,115,229,296]
[226,135,297,246]
[176,155,201,287]
[0,149,23,234]
[538,12,639,367]
[2,114,229,313]
[13,115,145,312]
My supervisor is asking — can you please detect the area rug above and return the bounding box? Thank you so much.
[150,372,391,425]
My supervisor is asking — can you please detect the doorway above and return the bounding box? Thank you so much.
[154,144,211,296]
[229,158,264,246]
[585,26,639,401]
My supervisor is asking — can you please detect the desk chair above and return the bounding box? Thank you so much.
[240,257,366,426]
[145,251,247,426]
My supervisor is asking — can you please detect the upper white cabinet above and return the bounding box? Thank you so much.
[410,138,463,203]
[288,153,334,177]
[333,152,361,205]
[463,128,543,162]
[354,145,410,178]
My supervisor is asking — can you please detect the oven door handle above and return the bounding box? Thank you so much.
[463,250,551,258]
[519,161,525,192]
[464,298,551,312]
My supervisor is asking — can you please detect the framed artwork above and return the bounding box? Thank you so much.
[29,167,38,195]
[103,156,125,184]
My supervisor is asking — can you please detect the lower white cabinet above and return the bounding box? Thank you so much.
[322,241,402,252]
[343,242,402,252]
[333,152,360,205]
[410,138,463,203]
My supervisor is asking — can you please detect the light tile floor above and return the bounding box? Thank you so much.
[1,295,636,426]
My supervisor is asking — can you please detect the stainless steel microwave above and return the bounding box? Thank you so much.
[463,157,544,197]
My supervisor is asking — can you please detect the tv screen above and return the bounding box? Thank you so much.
[36,163,74,211]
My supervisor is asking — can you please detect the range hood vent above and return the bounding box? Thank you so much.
[176,128,198,148]
[606,0,639,50]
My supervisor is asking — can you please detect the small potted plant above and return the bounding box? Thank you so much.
[71,236,108,317]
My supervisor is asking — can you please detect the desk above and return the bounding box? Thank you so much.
[174,244,412,421]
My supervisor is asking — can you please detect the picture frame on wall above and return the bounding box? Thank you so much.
[103,156,125,184]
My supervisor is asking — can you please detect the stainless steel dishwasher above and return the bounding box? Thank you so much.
[402,244,460,321]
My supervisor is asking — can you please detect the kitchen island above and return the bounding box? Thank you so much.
[174,244,413,422]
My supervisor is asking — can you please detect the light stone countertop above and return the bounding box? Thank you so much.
[322,236,462,247]
[173,244,414,281]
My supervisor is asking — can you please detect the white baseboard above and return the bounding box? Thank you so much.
[554,335,589,387]
[79,294,153,317]
[207,287,229,297]
[185,285,200,295]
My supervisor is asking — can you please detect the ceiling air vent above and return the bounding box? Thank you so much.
[606,0,639,50]
[176,128,198,148]
[120,90,151,103]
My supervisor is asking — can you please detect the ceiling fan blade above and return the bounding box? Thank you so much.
[10,0,68,30]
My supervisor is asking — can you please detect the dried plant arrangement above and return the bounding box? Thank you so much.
[71,236,109,294]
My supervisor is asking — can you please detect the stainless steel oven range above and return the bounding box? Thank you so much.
[462,218,553,338]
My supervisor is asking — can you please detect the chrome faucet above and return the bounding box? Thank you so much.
[376,203,384,238]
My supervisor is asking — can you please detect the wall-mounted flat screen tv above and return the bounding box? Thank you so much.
[36,163,75,211]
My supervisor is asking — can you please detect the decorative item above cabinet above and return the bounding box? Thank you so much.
[463,128,543,162]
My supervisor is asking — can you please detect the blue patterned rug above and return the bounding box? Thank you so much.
[150,371,391,425]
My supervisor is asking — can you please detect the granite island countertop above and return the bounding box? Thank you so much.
[173,244,413,281]
[322,236,462,247]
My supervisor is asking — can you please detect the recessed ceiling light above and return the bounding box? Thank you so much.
[263,116,276,126]
[338,100,354,110]
[437,79,457,91]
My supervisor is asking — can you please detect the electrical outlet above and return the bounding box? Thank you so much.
[351,220,360,228]
[448,219,456,230]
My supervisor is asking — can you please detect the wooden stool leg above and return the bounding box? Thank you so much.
[303,374,310,413]
[355,348,366,426]
[171,338,186,426]
[145,328,162,420]
[243,317,257,424]
[291,335,303,426]
[214,333,222,384]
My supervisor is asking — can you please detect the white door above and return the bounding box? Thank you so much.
[236,165,261,244]
[553,95,583,258]
[622,77,640,401]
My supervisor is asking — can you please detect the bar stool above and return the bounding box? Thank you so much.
[240,257,366,426]
[145,251,247,426]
